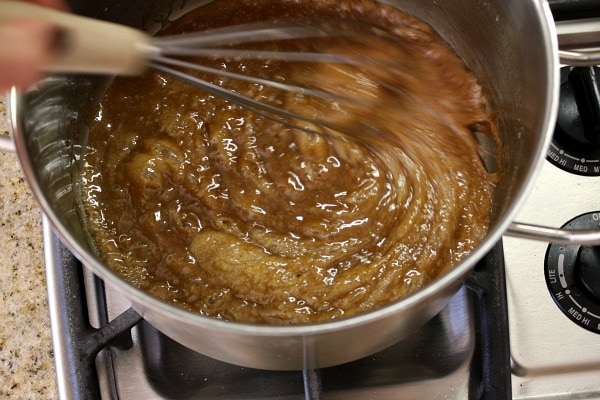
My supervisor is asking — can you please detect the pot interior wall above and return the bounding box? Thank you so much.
[391,0,554,224]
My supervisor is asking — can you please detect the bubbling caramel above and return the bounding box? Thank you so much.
[82,0,498,324]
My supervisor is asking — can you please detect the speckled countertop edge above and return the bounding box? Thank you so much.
[0,96,58,399]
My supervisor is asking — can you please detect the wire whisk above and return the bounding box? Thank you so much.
[1,1,404,142]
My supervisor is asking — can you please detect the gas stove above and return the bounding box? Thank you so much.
[505,65,600,397]
[42,5,600,400]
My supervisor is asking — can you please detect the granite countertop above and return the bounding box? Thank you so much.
[0,97,58,399]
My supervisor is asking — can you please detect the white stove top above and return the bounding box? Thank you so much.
[504,160,600,399]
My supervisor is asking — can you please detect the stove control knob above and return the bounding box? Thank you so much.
[545,212,600,333]
[578,246,600,300]
[547,66,600,176]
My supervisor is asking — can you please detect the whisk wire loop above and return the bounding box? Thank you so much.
[149,19,401,144]
[149,62,332,136]
[151,21,331,48]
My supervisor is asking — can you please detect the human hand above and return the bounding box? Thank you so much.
[0,0,68,92]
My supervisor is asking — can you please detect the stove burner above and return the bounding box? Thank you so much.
[545,211,600,333]
[548,66,600,176]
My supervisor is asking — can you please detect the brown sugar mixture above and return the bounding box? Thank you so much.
[81,0,499,324]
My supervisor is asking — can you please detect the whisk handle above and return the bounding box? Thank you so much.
[0,1,152,75]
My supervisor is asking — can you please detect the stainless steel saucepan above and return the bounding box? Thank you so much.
[3,0,600,370]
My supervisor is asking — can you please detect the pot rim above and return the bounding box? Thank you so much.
[8,0,559,337]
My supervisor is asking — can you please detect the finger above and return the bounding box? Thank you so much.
[0,19,58,91]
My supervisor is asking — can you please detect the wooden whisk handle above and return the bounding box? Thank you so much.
[0,1,153,75]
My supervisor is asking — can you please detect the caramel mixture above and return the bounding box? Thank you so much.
[82,0,498,324]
